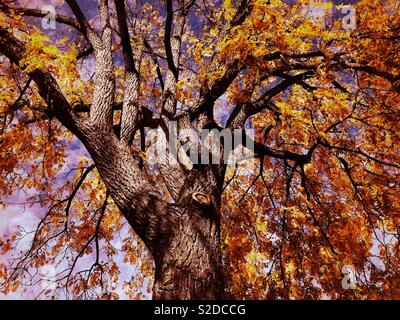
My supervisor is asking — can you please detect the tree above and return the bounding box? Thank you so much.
[0,0,399,300]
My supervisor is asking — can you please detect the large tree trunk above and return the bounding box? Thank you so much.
[148,165,227,300]
[83,130,226,299]
[152,204,225,300]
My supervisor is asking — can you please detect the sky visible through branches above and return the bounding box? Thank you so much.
[0,0,399,300]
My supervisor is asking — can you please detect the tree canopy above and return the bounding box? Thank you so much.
[0,0,400,299]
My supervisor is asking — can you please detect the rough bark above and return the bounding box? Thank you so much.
[152,165,226,300]
[80,123,226,299]
[152,203,225,300]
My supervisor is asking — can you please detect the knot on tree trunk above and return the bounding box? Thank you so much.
[191,192,211,208]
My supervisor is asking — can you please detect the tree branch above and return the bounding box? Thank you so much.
[65,0,115,128]
[0,26,82,135]
[164,0,179,81]
[227,71,314,128]
[65,0,102,48]
[114,0,141,145]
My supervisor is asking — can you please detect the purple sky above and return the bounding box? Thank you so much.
[1,0,139,299]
